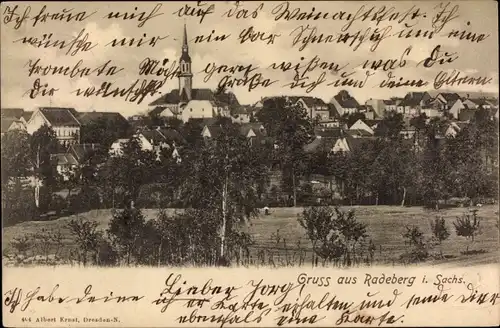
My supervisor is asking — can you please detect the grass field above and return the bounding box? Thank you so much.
[2,205,499,267]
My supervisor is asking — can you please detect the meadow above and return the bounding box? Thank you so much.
[2,205,499,267]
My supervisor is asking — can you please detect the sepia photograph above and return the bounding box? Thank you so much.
[1,1,499,327]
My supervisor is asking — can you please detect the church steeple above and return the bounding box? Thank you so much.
[179,23,193,101]
[182,24,189,53]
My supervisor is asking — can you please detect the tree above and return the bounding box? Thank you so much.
[80,117,131,149]
[67,218,101,266]
[430,216,450,258]
[107,207,147,265]
[298,206,369,267]
[178,119,267,261]
[416,117,452,209]
[257,97,314,206]
[29,124,59,208]
[101,136,157,206]
[453,209,481,253]
[1,129,31,186]
[374,111,405,140]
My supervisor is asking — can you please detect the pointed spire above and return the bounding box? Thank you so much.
[183,23,188,50]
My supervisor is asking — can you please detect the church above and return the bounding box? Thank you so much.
[148,25,240,122]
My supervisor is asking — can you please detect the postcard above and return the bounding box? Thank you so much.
[1,1,499,327]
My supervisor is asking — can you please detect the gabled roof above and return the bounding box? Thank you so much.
[1,118,22,133]
[78,111,128,126]
[347,129,373,138]
[364,119,381,127]
[399,92,430,107]
[23,111,33,122]
[240,123,265,137]
[157,128,185,144]
[295,96,328,108]
[68,143,101,162]
[333,90,360,108]
[202,125,223,138]
[149,90,181,106]
[468,98,492,107]
[437,92,461,105]
[38,107,80,127]
[459,109,476,121]
[149,89,240,108]
[327,103,341,118]
[140,130,166,145]
[345,135,374,151]
[231,106,249,116]
[1,108,24,119]
[189,117,219,128]
[51,153,78,166]
[314,127,343,139]
[304,137,337,153]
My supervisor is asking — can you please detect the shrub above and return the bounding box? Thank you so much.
[96,237,118,266]
[49,194,67,215]
[298,206,370,267]
[400,226,431,263]
[67,218,101,266]
[107,207,147,265]
[453,209,481,253]
[431,217,450,244]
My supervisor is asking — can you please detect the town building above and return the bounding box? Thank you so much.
[148,25,240,123]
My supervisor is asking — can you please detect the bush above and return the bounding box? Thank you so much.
[96,237,118,266]
[107,207,147,265]
[68,187,101,213]
[430,217,450,258]
[49,194,67,215]
[298,206,370,267]
[453,209,482,253]
[400,226,431,264]
[67,218,101,266]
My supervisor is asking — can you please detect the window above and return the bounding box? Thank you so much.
[190,108,193,112]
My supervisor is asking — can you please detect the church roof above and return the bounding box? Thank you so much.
[149,89,240,107]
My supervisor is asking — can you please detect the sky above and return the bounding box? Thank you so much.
[1,1,498,117]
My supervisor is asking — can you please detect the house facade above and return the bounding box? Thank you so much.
[398,92,432,117]
[1,118,26,135]
[26,107,81,146]
[330,90,360,116]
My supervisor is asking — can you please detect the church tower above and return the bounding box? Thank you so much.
[179,24,193,102]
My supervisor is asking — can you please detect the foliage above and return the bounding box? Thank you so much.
[453,210,481,253]
[257,97,314,206]
[107,207,147,265]
[430,217,450,244]
[400,226,430,263]
[80,117,131,148]
[298,206,370,267]
[67,218,101,266]
[100,136,157,205]
[374,112,405,140]
[178,119,268,260]
[1,129,31,185]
